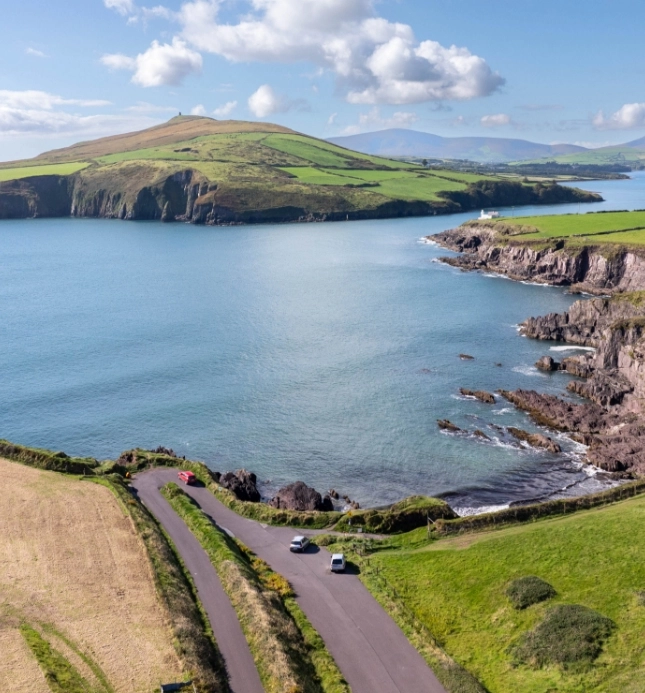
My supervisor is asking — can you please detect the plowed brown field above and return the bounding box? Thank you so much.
[0,458,182,692]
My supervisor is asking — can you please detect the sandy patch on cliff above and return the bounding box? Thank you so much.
[0,457,182,693]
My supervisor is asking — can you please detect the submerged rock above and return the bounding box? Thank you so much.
[473,429,491,441]
[459,354,475,361]
[438,419,463,433]
[507,427,562,453]
[269,481,333,512]
[460,388,496,403]
[220,469,261,503]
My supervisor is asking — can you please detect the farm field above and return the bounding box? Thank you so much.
[361,495,645,693]
[0,457,182,693]
[492,210,645,243]
[0,163,89,181]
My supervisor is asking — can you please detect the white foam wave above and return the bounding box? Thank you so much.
[492,407,514,415]
[453,503,510,517]
[512,365,547,377]
[549,346,596,353]
[419,237,438,245]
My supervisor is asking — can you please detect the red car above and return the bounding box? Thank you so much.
[178,470,197,485]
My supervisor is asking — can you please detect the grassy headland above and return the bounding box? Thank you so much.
[327,493,645,693]
[0,116,599,224]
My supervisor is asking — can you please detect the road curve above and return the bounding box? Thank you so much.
[133,469,447,693]
[130,478,264,693]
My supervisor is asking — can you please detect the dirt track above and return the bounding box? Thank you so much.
[134,468,448,693]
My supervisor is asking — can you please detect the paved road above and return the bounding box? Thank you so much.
[130,478,263,693]
[134,469,447,693]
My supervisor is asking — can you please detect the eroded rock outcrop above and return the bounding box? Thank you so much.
[506,427,562,453]
[269,481,333,512]
[460,388,496,403]
[219,469,261,502]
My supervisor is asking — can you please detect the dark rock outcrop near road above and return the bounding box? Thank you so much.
[219,469,261,503]
[269,481,334,512]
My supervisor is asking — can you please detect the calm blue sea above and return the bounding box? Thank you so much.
[1,173,644,512]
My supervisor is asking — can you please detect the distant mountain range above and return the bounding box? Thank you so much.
[328,129,645,164]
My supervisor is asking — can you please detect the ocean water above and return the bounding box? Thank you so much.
[1,173,644,512]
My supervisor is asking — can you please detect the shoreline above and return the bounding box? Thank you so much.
[428,223,645,507]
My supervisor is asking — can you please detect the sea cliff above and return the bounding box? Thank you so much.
[434,223,645,478]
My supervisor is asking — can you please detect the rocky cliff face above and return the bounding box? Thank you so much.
[435,224,645,294]
[514,295,645,474]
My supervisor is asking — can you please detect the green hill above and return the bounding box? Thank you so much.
[0,116,599,224]
[516,136,645,168]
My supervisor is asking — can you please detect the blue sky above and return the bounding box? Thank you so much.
[1,0,645,160]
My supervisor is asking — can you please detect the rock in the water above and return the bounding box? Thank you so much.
[459,354,475,360]
[438,419,463,433]
[269,481,333,512]
[329,488,339,500]
[473,429,491,441]
[535,355,561,372]
[220,469,261,502]
[507,426,562,453]
[460,388,496,403]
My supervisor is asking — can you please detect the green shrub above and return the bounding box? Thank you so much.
[506,576,556,610]
[511,604,615,670]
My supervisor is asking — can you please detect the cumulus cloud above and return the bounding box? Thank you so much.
[481,113,511,127]
[25,47,47,58]
[102,38,202,87]
[0,91,111,110]
[190,104,207,115]
[593,103,645,130]
[213,100,237,117]
[177,0,503,105]
[104,0,136,15]
[248,85,288,118]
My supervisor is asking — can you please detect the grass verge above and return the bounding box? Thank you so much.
[92,476,228,693]
[162,482,349,693]
[21,624,96,693]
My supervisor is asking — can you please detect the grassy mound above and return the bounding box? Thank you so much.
[506,576,556,610]
[511,604,615,670]
[332,496,457,534]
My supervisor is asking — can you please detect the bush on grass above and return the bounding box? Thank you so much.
[511,604,615,670]
[506,576,556,610]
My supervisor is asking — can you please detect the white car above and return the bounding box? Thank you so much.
[290,536,310,553]
[330,553,346,573]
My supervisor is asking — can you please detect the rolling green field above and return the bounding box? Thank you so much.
[360,496,645,693]
[0,162,89,181]
[519,146,645,167]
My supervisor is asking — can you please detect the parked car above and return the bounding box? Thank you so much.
[330,553,346,573]
[178,470,197,485]
[290,536,310,552]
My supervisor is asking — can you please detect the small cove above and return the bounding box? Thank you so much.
[1,172,644,512]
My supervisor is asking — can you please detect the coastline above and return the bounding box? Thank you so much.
[430,222,645,509]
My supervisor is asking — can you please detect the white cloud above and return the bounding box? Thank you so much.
[0,91,111,110]
[593,103,645,130]
[481,113,511,127]
[0,90,156,140]
[25,48,47,58]
[327,112,338,126]
[126,101,178,113]
[104,0,136,15]
[190,104,206,115]
[178,0,503,105]
[248,85,289,118]
[102,38,202,87]
[213,100,237,117]
[341,106,418,134]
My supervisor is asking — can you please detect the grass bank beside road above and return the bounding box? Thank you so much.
[347,495,645,693]
[162,482,350,693]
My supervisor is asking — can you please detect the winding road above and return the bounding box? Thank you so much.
[132,469,447,693]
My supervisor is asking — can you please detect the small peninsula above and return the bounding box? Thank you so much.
[0,116,600,225]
